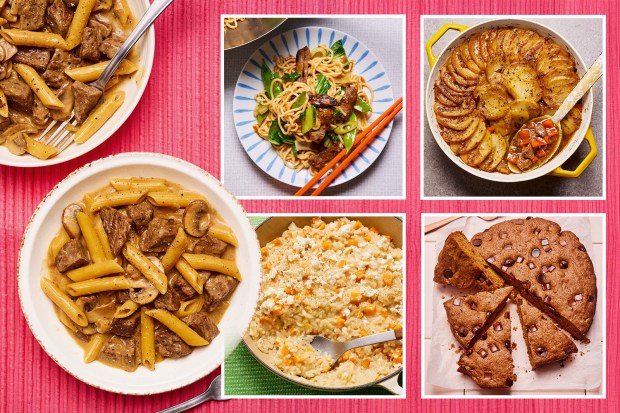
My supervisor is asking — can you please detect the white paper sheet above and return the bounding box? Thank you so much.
[426,216,603,391]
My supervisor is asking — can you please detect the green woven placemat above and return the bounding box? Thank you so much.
[223,216,399,396]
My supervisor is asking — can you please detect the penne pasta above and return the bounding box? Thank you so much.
[24,136,58,160]
[64,0,98,50]
[73,91,125,144]
[84,333,108,363]
[65,276,131,296]
[182,254,242,281]
[140,307,155,370]
[89,188,147,212]
[93,218,114,260]
[0,29,67,49]
[0,90,7,118]
[76,211,106,263]
[175,296,205,318]
[14,64,65,109]
[145,309,210,346]
[40,278,88,327]
[114,0,132,27]
[123,243,167,294]
[109,177,167,192]
[114,300,140,318]
[175,257,204,294]
[161,228,189,271]
[146,191,207,209]
[65,60,139,83]
[48,228,71,266]
[65,260,124,282]
[207,223,239,247]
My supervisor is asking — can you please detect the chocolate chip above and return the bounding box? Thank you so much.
[574,294,583,301]
[504,311,510,319]
[490,343,499,353]
[500,231,508,239]
[504,244,512,250]
[505,340,511,350]
[548,265,555,272]
[504,258,515,267]
[480,332,487,340]
[485,311,491,317]
[472,238,482,246]
[516,256,524,263]
[528,262,536,269]
[541,239,549,246]
[458,326,468,337]
[453,297,461,306]
[560,239,567,246]
[528,325,538,333]
[506,378,514,387]
[536,347,548,357]
[524,280,531,289]
[532,248,540,258]
[588,295,595,302]
[443,268,454,278]
[472,325,481,334]
[560,260,568,269]
[486,257,495,263]
[578,244,586,252]
[534,228,540,235]
[564,346,575,355]
[515,219,524,225]
[478,349,488,358]
[494,322,503,331]
[537,274,547,284]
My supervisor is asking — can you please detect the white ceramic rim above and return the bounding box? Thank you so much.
[17,152,262,394]
[425,18,594,183]
[0,0,155,168]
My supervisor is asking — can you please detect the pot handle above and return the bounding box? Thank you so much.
[426,23,469,68]
[549,128,597,178]
[375,373,403,395]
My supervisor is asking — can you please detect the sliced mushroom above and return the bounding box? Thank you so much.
[147,256,165,273]
[62,203,83,238]
[183,200,211,237]
[128,276,159,305]
[7,135,26,155]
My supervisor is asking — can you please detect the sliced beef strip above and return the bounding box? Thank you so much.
[88,17,112,38]
[12,47,51,71]
[33,97,50,125]
[80,27,103,62]
[516,145,535,171]
[204,274,239,311]
[0,78,34,112]
[153,288,181,312]
[181,312,219,343]
[309,94,337,108]
[50,81,74,121]
[99,34,125,59]
[46,0,74,36]
[335,86,358,119]
[15,0,47,30]
[108,311,140,337]
[100,335,137,369]
[140,217,182,253]
[155,325,192,358]
[43,50,82,88]
[99,206,131,256]
[126,201,154,234]
[295,46,311,84]
[307,107,334,143]
[308,142,344,171]
[170,271,197,301]
[55,238,89,272]
[193,235,227,257]
[72,81,102,124]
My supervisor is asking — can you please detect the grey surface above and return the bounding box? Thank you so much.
[223,17,404,197]
[422,17,604,198]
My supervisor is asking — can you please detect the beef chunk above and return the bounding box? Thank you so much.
[193,235,227,257]
[116,290,130,304]
[88,17,112,38]
[0,39,17,62]
[55,238,89,272]
[309,94,337,108]
[12,47,51,71]
[126,201,154,233]
[63,0,78,6]
[72,81,102,124]
[204,274,238,311]
[15,0,47,30]
[307,107,334,143]
[182,312,219,343]
[140,217,182,253]
[44,50,81,88]
[33,97,50,125]
[80,27,102,62]
[170,271,197,301]
[99,206,131,256]
[99,34,124,59]
[308,142,343,171]
[155,326,192,358]
[46,0,74,36]
[296,46,311,84]
[0,78,34,112]
[100,336,137,369]
[154,288,181,311]
[108,312,140,337]
[335,86,358,119]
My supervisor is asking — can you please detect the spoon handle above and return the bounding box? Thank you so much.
[343,328,403,352]
[552,53,604,124]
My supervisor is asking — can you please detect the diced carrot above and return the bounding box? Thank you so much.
[333,287,340,293]
[361,358,371,368]
[335,317,346,328]
[272,238,282,246]
[393,356,403,364]
[488,125,495,133]
[281,344,290,355]
[347,238,359,246]
[547,127,558,137]
[507,153,518,164]
[353,220,363,230]
[519,129,530,139]
[380,307,390,317]
[260,247,269,256]
[542,118,554,128]
[364,234,372,242]
[363,303,377,316]
[537,148,546,158]
[260,316,274,325]
[341,351,350,361]
[383,273,394,286]
[271,304,284,316]
[531,139,541,148]
[263,263,272,271]
[350,291,363,304]
[321,240,332,250]
[370,227,379,234]
[354,309,363,318]
[355,270,365,281]
[284,286,295,295]
[338,260,346,268]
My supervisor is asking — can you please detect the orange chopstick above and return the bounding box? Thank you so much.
[294,96,403,196]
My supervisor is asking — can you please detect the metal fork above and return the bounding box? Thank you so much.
[156,375,228,413]
[37,0,174,154]
[308,328,403,367]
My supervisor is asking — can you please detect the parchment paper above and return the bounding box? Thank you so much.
[426,216,603,391]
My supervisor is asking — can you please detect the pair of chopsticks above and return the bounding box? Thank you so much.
[294,97,404,196]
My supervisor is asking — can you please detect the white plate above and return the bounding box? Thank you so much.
[17,153,262,394]
[232,26,395,188]
[0,0,155,167]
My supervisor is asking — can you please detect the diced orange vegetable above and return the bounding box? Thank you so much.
[281,344,290,355]
[370,227,379,234]
[547,127,558,137]
[271,304,284,316]
[519,129,530,139]
[272,238,282,246]
[383,273,394,286]
[284,286,295,295]
[353,220,363,230]
[536,148,546,157]
[338,260,346,268]
[507,153,518,164]
[364,234,372,242]
[361,358,371,368]
[531,139,541,148]
[355,270,365,282]
[350,291,363,304]
[362,303,377,316]
[488,125,495,133]
[260,247,269,256]
[335,317,346,328]
[542,118,554,128]
[347,238,359,246]
[380,307,390,317]
[354,309,363,318]
[341,351,350,361]
[321,240,332,250]
[393,356,403,364]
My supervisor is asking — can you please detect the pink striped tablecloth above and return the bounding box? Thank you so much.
[0,0,617,412]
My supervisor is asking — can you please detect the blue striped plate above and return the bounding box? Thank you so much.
[232,27,394,188]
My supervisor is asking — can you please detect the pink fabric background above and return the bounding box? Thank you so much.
[0,0,616,411]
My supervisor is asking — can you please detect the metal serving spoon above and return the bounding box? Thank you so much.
[156,375,227,413]
[307,328,403,367]
[508,53,604,173]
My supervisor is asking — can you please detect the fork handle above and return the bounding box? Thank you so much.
[94,0,174,88]
[343,328,403,353]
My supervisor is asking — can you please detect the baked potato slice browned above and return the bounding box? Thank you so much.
[520,35,546,61]
[441,116,481,143]
[489,111,514,137]
[450,49,478,80]
[478,91,509,121]
[504,63,542,101]
[435,79,472,104]
[454,118,487,154]
[436,110,478,130]
[479,133,508,171]
[459,43,482,74]
[485,56,507,86]
[509,99,541,125]
[468,34,487,70]
[434,99,476,118]
[441,66,475,93]
[561,106,583,136]
[461,129,493,166]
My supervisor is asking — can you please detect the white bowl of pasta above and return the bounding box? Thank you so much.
[0,0,154,167]
[18,153,262,394]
